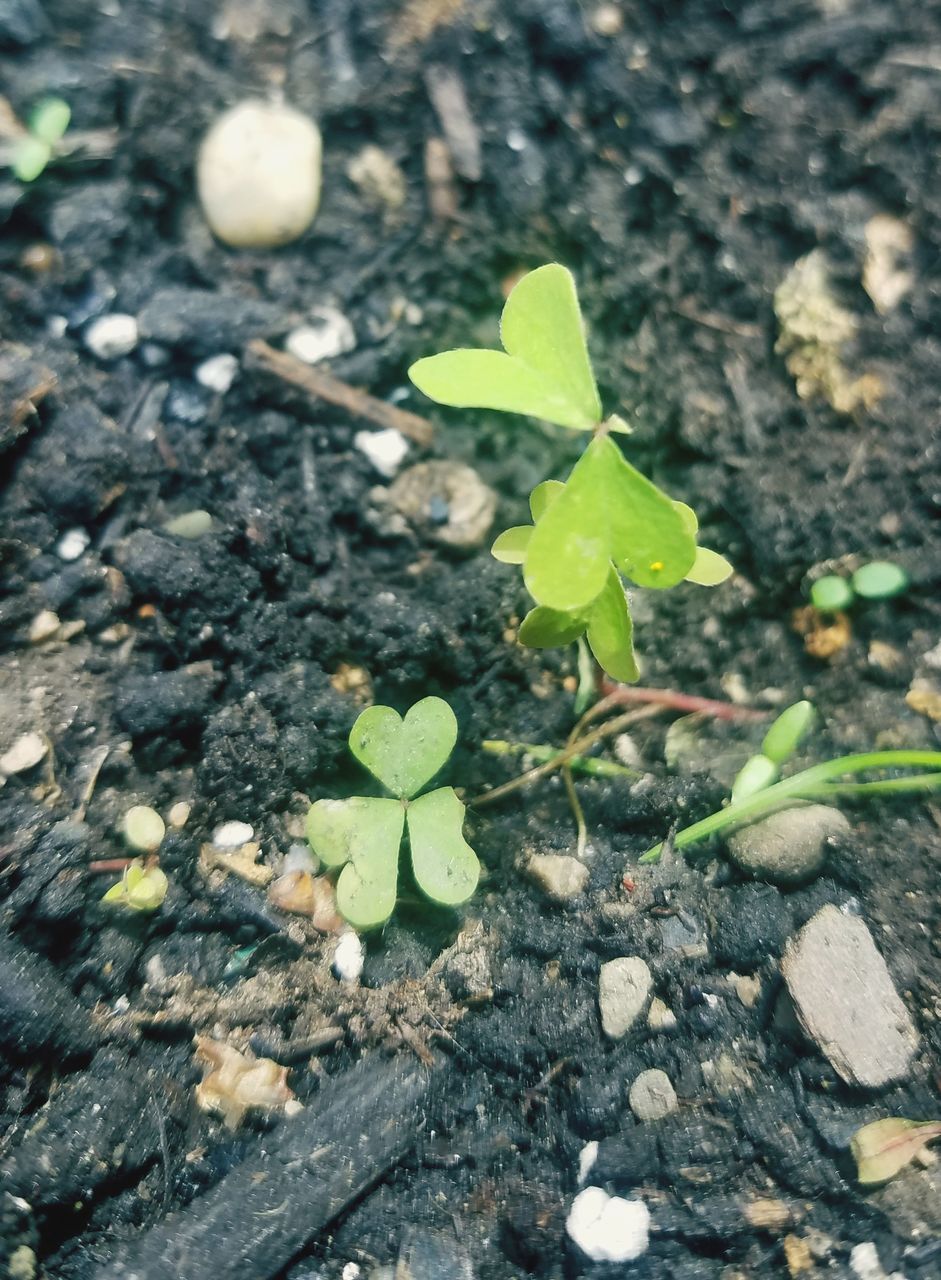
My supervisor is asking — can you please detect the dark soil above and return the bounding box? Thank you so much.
[2,1,941,1277]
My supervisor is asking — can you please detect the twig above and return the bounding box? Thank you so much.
[599,681,768,723]
[246,340,434,446]
[88,857,133,874]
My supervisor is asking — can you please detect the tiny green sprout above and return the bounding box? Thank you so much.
[305,696,480,930]
[11,97,71,183]
[409,264,732,682]
[730,700,815,803]
[808,561,908,613]
[101,859,169,911]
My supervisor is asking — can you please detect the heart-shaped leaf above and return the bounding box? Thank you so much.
[407,786,480,907]
[518,605,589,648]
[491,525,532,565]
[530,478,565,521]
[349,697,457,799]
[685,546,733,586]
[524,436,696,610]
[306,796,405,929]
[585,568,639,683]
[408,264,602,431]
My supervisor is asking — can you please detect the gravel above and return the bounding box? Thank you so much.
[628,1069,678,1121]
[566,1186,650,1263]
[598,956,652,1039]
[726,803,850,884]
[83,314,139,360]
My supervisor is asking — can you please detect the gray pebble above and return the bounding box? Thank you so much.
[727,803,849,884]
[598,957,651,1040]
[628,1069,677,1121]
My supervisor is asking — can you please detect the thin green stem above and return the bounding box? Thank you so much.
[640,751,941,864]
[481,739,639,779]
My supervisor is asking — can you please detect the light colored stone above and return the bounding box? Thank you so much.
[578,1141,599,1184]
[354,428,409,479]
[163,510,214,539]
[733,973,762,1008]
[84,313,138,360]
[285,306,355,364]
[56,528,89,561]
[196,353,239,393]
[726,803,849,885]
[628,1069,677,1122]
[598,956,652,1039]
[566,1186,650,1263]
[526,852,589,903]
[0,732,47,775]
[29,609,61,643]
[781,904,919,1088]
[212,820,254,848]
[849,1241,905,1280]
[347,145,407,212]
[382,461,497,549]
[197,100,322,248]
[168,801,191,828]
[646,997,677,1032]
[333,931,364,983]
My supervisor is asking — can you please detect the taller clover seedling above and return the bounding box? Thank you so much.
[409,265,732,681]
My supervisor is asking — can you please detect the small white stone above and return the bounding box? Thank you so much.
[0,732,48,775]
[613,733,642,768]
[578,1140,599,1184]
[647,997,678,1032]
[333,931,364,983]
[285,307,356,365]
[341,1264,361,1280]
[849,1241,905,1280]
[282,843,318,874]
[197,100,322,249]
[354,428,410,479]
[84,314,139,360]
[599,956,652,1039]
[566,1186,650,1263]
[212,820,254,848]
[195,353,239,393]
[168,801,191,828]
[526,851,590,903]
[29,610,61,643]
[56,528,90,562]
[629,1069,677,1121]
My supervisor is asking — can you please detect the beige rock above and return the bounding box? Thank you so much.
[197,100,322,248]
[598,957,651,1040]
[526,852,589,902]
[0,732,47,775]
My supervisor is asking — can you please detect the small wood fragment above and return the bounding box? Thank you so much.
[246,340,433,445]
[423,64,482,181]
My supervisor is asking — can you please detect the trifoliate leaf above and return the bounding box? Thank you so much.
[761,700,815,765]
[491,525,532,565]
[407,786,480,907]
[102,860,169,911]
[673,500,699,536]
[585,568,639,683]
[730,753,778,803]
[408,264,602,431]
[851,1117,941,1186]
[685,546,734,586]
[518,605,589,648]
[524,435,696,610]
[348,696,457,799]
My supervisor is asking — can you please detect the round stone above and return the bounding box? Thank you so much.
[197,100,322,249]
[566,1186,650,1263]
[598,956,652,1040]
[628,1068,677,1122]
[726,803,850,885]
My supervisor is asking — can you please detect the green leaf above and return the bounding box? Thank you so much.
[12,136,51,183]
[685,546,734,586]
[307,796,404,929]
[672,500,699,536]
[518,605,589,648]
[348,697,457,799]
[851,1117,941,1186]
[407,786,480,907]
[810,575,854,612]
[585,568,639,683]
[524,436,696,610]
[102,860,169,912]
[730,753,778,803]
[529,479,565,522]
[851,561,908,601]
[762,700,815,765]
[491,525,532,565]
[408,264,602,431]
[30,97,70,145]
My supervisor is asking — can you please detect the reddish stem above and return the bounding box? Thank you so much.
[88,858,133,874]
[598,681,768,723]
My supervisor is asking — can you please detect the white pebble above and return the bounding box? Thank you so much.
[566,1186,650,1263]
[56,528,90,562]
[195,353,239,393]
[197,100,322,249]
[0,732,48,776]
[84,314,139,360]
[168,801,191,828]
[29,610,61,644]
[285,307,356,365]
[354,428,410,478]
[212,820,254,848]
[578,1141,599,1184]
[333,931,364,983]
[282,843,318,874]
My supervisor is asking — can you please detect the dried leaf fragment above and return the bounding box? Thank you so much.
[194,1037,296,1128]
[267,869,343,931]
[851,1117,941,1186]
[200,841,273,886]
[792,604,852,659]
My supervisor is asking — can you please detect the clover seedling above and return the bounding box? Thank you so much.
[9,97,71,182]
[809,561,908,613]
[409,265,732,681]
[306,696,480,930]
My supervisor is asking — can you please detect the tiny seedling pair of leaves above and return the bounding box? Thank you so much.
[12,98,70,183]
[306,697,480,930]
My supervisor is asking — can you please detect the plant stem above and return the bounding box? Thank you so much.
[640,751,941,863]
[599,681,768,723]
[481,739,638,779]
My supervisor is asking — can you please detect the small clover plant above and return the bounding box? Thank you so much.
[306,696,480,930]
[810,560,908,613]
[10,97,71,183]
[409,264,732,681]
